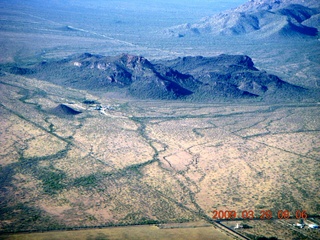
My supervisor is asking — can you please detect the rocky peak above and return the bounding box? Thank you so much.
[8,52,312,102]
[118,53,153,70]
[236,0,319,12]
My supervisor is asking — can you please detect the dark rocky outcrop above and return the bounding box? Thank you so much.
[49,104,82,118]
[7,53,312,102]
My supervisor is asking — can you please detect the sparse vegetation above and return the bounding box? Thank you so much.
[74,174,98,188]
[1,72,319,240]
[0,0,319,239]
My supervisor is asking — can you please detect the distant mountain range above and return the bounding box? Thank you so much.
[5,52,315,102]
[165,0,320,39]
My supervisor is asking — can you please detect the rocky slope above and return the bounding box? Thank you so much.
[29,53,199,100]
[6,53,310,102]
[159,54,307,101]
[166,0,320,39]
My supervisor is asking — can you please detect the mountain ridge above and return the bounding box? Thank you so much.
[5,52,313,102]
[165,0,320,39]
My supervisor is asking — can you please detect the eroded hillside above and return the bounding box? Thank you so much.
[4,53,316,102]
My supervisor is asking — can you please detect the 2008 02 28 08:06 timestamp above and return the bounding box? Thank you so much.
[212,210,308,220]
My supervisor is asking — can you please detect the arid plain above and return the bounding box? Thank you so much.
[0,70,319,239]
[1,0,320,239]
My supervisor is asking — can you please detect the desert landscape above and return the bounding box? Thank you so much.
[0,69,319,239]
[0,0,319,239]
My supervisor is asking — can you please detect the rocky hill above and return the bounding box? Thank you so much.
[49,104,83,118]
[27,53,199,100]
[6,53,311,102]
[165,0,320,39]
[159,54,308,101]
